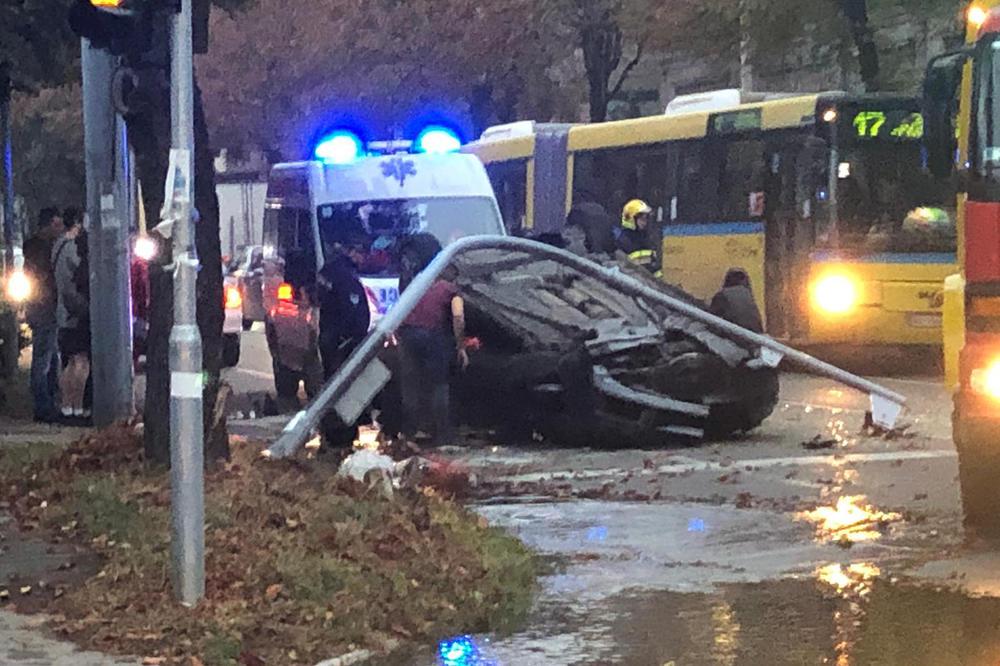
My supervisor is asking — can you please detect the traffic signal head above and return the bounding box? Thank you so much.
[68,0,153,56]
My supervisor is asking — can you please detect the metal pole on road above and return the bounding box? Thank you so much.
[265,236,908,460]
[82,41,134,427]
[168,0,204,607]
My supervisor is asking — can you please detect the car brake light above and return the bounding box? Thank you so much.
[277,282,294,301]
[225,285,242,310]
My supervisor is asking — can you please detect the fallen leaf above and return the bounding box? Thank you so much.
[19,585,31,596]
[142,658,166,665]
[189,657,205,666]
[239,653,266,666]
[265,583,283,602]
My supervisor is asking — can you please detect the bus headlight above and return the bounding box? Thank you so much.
[970,358,1000,401]
[812,274,860,315]
[5,269,32,304]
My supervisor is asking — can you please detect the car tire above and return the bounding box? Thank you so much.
[954,404,1000,539]
[242,318,254,331]
[223,333,241,368]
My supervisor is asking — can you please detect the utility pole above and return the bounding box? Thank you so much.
[81,41,134,426]
[167,0,205,607]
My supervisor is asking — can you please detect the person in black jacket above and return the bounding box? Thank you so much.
[710,268,764,334]
[316,238,371,450]
[23,208,64,422]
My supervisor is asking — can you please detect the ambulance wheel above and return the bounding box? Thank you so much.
[954,407,1000,539]
[222,333,241,368]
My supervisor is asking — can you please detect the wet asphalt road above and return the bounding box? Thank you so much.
[225,331,1000,665]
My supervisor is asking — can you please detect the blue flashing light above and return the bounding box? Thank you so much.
[314,130,364,164]
[415,125,462,154]
[438,635,481,665]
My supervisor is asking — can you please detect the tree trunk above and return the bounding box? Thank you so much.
[838,0,879,92]
[582,22,615,122]
[129,67,227,466]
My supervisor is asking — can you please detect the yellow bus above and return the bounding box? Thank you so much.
[464,91,958,348]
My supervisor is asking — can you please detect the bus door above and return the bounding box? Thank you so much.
[763,135,827,339]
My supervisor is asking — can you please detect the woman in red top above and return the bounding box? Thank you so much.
[396,235,467,446]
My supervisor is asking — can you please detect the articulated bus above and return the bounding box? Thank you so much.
[464,91,958,349]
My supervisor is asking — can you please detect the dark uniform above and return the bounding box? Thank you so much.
[316,251,370,449]
[615,226,659,273]
[710,268,764,334]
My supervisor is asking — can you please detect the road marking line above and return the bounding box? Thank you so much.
[226,368,273,380]
[498,449,957,484]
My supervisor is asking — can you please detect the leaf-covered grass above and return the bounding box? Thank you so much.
[0,425,538,664]
[0,369,34,421]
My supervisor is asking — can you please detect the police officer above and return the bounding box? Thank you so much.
[316,238,371,450]
[617,199,660,275]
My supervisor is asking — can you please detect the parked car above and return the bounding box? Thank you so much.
[223,273,242,367]
[227,245,266,330]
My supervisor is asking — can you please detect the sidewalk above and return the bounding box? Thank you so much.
[0,417,139,665]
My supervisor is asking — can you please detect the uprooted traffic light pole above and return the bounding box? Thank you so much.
[70,0,205,606]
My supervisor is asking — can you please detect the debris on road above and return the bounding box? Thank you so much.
[801,435,838,450]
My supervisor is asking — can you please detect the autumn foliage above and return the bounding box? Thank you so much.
[0,428,537,664]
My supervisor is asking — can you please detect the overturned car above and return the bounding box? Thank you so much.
[375,240,779,448]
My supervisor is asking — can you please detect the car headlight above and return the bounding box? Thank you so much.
[133,235,158,262]
[970,358,1000,401]
[811,274,860,315]
[5,270,32,304]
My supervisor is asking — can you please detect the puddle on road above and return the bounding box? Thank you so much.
[418,577,1000,665]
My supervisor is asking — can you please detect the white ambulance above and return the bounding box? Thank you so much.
[261,131,505,399]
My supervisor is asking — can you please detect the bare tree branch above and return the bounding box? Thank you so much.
[608,38,645,101]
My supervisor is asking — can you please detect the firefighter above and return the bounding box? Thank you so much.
[617,199,660,275]
[316,238,371,450]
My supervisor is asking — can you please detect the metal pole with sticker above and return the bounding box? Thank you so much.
[167,0,204,607]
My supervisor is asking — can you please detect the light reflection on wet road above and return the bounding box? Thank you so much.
[406,372,1000,666]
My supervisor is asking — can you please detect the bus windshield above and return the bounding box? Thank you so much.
[823,107,957,254]
[316,196,502,274]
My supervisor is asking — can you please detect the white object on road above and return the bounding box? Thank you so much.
[870,394,904,430]
[338,449,395,482]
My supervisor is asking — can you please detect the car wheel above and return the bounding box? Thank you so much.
[273,358,299,399]
[223,333,241,368]
[954,405,1000,539]
[242,318,254,331]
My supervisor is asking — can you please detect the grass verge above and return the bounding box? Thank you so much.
[0,425,538,664]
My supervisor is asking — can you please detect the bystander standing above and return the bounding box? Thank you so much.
[22,208,64,423]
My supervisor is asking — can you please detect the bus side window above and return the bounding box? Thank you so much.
[719,138,767,221]
[636,147,678,222]
[676,141,721,224]
[485,162,527,234]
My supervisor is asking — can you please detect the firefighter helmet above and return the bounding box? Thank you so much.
[621,199,653,230]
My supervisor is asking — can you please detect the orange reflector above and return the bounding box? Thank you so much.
[91,0,125,7]
[970,297,1000,318]
[224,286,242,310]
[276,283,294,301]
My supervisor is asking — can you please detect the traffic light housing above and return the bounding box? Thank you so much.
[68,0,154,57]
